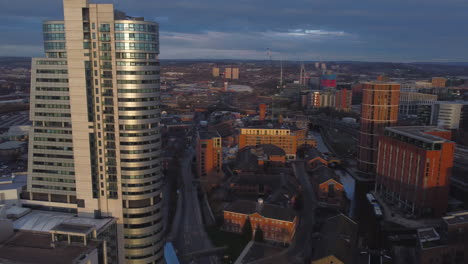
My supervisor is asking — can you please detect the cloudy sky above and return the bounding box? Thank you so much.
[0,0,467,62]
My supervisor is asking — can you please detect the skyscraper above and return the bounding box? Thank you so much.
[358,82,400,174]
[27,0,163,262]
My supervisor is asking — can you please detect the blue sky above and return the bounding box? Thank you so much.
[0,0,467,62]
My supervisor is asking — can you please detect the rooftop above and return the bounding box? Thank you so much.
[385,126,452,144]
[51,223,95,236]
[0,141,26,150]
[14,210,114,234]
[443,211,468,225]
[198,130,221,140]
[224,200,296,222]
[0,231,99,264]
[313,213,358,263]
[417,227,442,249]
[0,174,27,191]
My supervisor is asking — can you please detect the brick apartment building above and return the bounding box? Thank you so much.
[238,125,316,159]
[375,126,455,217]
[223,199,298,243]
[196,131,223,179]
[358,82,400,174]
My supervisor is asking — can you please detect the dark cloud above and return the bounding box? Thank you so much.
[0,0,467,61]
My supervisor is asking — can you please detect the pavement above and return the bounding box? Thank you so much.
[174,147,219,264]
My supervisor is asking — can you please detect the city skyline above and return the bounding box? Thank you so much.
[1,0,468,62]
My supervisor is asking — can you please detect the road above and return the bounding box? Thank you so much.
[255,161,317,263]
[174,147,219,264]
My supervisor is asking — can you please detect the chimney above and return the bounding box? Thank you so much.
[256,198,264,212]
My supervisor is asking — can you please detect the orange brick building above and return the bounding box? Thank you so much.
[310,165,345,207]
[432,77,447,88]
[375,126,455,217]
[239,126,316,159]
[223,199,298,243]
[196,131,223,179]
[358,82,400,174]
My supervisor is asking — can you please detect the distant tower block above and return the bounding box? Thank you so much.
[358,82,400,174]
[259,103,267,121]
[224,81,229,92]
[225,68,232,79]
[321,63,327,71]
[232,68,239,79]
[212,67,220,77]
[315,62,320,69]
[377,75,389,82]
[432,77,447,88]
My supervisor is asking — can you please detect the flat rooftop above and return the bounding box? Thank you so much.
[198,131,221,139]
[385,126,452,144]
[14,210,114,234]
[0,231,99,264]
[51,223,95,235]
[443,211,468,225]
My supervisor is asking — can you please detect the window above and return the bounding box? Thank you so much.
[43,23,65,32]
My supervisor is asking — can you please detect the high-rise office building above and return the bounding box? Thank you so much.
[358,82,400,174]
[375,126,454,217]
[26,0,163,262]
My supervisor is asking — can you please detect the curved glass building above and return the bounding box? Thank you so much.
[27,0,163,263]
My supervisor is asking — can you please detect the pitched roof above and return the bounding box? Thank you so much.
[311,165,340,184]
[224,200,296,222]
[313,213,358,263]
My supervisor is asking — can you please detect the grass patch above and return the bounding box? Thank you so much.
[206,226,249,263]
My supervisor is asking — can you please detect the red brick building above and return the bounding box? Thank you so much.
[223,199,298,243]
[335,88,352,111]
[196,131,223,179]
[310,165,345,207]
[375,126,455,217]
[417,211,468,264]
[358,82,400,174]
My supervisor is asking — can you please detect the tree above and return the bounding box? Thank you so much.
[242,216,253,241]
[254,226,264,242]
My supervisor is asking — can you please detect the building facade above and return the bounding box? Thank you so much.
[375,126,455,217]
[238,126,315,159]
[432,77,447,88]
[334,88,352,111]
[223,199,297,243]
[196,131,223,179]
[399,92,437,115]
[431,101,468,130]
[358,82,400,174]
[26,0,163,262]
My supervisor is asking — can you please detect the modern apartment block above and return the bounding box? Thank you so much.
[238,125,316,159]
[431,101,468,130]
[375,126,455,217]
[432,77,447,88]
[196,131,223,179]
[358,82,400,174]
[399,92,437,116]
[25,0,163,262]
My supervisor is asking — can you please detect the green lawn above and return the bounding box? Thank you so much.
[206,226,249,263]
